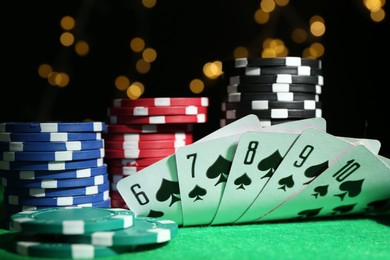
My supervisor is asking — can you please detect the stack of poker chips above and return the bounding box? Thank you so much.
[105,97,209,208]
[0,122,109,228]
[220,56,323,127]
[8,207,178,258]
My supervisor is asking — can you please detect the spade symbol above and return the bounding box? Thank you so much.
[206,155,232,186]
[331,204,356,215]
[147,210,164,218]
[258,150,283,179]
[278,175,294,191]
[365,199,390,212]
[156,178,181,207]
[303,161,328,184]
[334,179,364,201]
[297,208,322,218]
[234,173,252,190]
[312,185,328,198]
[188,185,207,202]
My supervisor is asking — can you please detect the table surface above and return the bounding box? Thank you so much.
[1,186,389,260]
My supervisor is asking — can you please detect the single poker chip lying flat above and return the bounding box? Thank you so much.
[222,100,322,110]
[0,148,105,162]
[222,65,322,76]
[4,199,111,216]
[10,207,135,234]
[105,148,176,159]
[107,105,208,116]
[63,216,178,246]
[2,173,108,188]
[0,139,104,152]
[105,124,193,133]
[108,114,207,124]
[105,132,193,142]
[225,108,322,119]
[0,158,104,171]
[228,92,319,102]
[222,57,322,69]
[0,165,108,180]
[0,122,106,133]
[228,74,324,85]
[0,132,102,142]
[226,83,321,94]
[6,190,110,206]
[105,139,191,150]
[14,241,128,259]
[112,97,209,107]
[3,182,110,197]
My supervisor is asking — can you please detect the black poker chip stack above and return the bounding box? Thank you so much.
[220,56,323,127]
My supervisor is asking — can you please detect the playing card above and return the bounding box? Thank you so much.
[235,128,357,224]
[211,131,300,225]
[116,114,265,225]
[338,136,381,155]
[257,145,390,222]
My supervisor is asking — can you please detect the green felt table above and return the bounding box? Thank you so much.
[1,185,389,260]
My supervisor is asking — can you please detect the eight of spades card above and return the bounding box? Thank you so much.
[234,127,358,224]
[257,144,390,222]
[211,131,301,225]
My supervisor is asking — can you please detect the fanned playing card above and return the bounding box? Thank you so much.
[257,144,390,222]
[211,131,301,225]
[235,128,357,224]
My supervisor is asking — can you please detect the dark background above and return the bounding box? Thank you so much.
[1,1,389,157]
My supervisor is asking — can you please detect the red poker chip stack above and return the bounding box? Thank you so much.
[105,97,209,208]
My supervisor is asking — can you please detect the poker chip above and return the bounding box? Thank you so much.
[0,165,108,180]
[220,118,296,127]
[222,57,322,69]
[63,216,178,246]
[225,109,323,119]
[107,105,208,116]
[4,199,112,216]
[222,65,322,76]
[0,148,105,161]
[227,92,319,102]
[0,122,106,133]
[0,139,104,152]
[105,124,193,133]
[0,132,102,142]
[0,157,104,171]
[14,241,128,258]
[226,83,321,94]
[223,100,322,110]
[105,132,193,142]
[105,139,191,150]
[6,190,110,206]
[108,114,207,124]
[228,74,324,85]
[104,157,165,167]
[108,166,146,176]
[105,148,176,159]
[2,174,108,188]
[10,207,134,234]
[3,182,110,197]
[112,97,209,107]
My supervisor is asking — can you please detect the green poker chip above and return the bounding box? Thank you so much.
[10,207,134,234]
[63,216,179,246]
[14,241,128,259]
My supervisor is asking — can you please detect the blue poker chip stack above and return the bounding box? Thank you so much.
[220,56,323,127]
[0,122,110,229]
